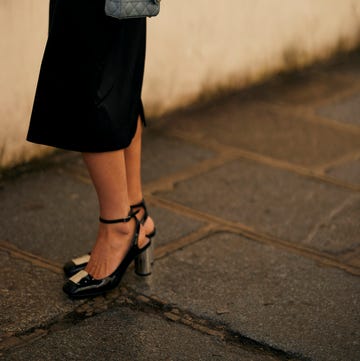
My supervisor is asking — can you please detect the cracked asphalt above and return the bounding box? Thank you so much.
[1,49,360,361]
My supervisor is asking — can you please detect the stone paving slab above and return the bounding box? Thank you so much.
[150,205,205,248]
[157,96,360,168]
[303,196,360,255]
[0,251,75,336]
[157,158,359,256]
[325,158,360,185]
[0,167,203,263]
[0,168,98,263]
[317,92,360,126]
[2,306,278,361]
[128,232,360,361]
[142,128,216,184]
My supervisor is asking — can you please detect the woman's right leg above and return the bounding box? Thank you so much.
[124,116,155,234]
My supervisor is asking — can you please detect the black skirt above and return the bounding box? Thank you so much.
[27,0,147,152]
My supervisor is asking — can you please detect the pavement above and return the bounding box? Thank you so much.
[1,49,360,361]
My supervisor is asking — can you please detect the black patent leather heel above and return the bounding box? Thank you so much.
[63,198,156,277]
[62,212,151,299]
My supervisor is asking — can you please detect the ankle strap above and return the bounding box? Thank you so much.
[130,199,149,224]
[99,215,132,224]
[99,210,139,224]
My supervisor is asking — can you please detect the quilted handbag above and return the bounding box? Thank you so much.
[105,0,161,20]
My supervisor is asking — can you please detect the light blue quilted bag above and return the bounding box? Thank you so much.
[105,0,161,20]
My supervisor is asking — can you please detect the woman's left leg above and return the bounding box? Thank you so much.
[125,117,155,234]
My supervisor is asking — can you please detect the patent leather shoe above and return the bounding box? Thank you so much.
[63,212,151,299]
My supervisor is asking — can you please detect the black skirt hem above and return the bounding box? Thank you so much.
[27,108,146,153]
[26,136,135,153]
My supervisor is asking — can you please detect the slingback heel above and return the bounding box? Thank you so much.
[63,212,151,299]
[130,199,156,265]
[63,198,156,278]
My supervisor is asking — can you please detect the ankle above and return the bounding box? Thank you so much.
[100,220,133,238]
[132,206,145,221]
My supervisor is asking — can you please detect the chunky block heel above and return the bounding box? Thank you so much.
[135,244,152,276]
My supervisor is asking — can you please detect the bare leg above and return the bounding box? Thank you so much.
[124,117,155,234]
[82,150,148,280]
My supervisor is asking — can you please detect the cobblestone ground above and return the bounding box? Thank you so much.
[1,50,360,361]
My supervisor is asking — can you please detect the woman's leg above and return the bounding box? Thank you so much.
[124,117,155,234]
[82,149,148,280]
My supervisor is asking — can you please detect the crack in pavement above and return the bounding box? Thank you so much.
[0,286,308,361]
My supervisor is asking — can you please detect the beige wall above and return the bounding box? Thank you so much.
[0,0,49,167]
[1,0,360,168]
